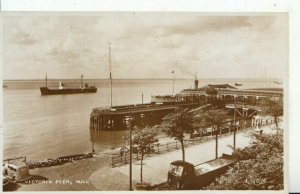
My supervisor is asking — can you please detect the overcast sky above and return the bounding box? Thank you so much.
[2,13,288,80]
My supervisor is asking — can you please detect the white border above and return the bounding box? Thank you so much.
[0,0,290,12]
[1,0,299,193]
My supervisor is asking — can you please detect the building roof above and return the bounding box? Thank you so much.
[179,84,236,96]
[199,84,237,90]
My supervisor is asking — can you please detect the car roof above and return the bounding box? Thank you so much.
[171,160,194,167]
[8,161,28,168]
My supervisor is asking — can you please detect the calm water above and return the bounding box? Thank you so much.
[3,79,280,160]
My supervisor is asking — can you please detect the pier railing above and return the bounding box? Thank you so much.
[110,126,254,167]
[92,102,207,115]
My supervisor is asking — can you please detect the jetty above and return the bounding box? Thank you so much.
[90,78,283,131]
[90,102,207,131]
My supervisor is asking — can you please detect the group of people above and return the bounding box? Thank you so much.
[252,115,274,133]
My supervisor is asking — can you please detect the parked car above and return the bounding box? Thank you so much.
[3,161,30,182]
[167,154,236,190]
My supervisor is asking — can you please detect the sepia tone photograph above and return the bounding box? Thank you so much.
[1,12,287,191]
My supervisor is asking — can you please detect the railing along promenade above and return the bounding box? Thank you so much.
[109,123,272,167]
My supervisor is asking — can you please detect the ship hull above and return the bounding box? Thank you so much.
[40,87,97,95]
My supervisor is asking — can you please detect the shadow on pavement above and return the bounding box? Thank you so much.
[3,182,21,192]
[2,175,49,191]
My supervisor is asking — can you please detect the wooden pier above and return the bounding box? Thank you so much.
[90,102,207,131]
[90,86,283,131]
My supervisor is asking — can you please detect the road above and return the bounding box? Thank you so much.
[89,124,277,190]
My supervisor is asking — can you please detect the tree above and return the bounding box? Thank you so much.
[161,108,194,161]
[259,97,283,130]
[196,109,228,159]
[130,127,158,183]
[206,132,283,190]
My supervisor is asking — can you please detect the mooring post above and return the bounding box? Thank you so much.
[167,142,169,151]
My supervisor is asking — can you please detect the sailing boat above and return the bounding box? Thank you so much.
[40,74,97,95]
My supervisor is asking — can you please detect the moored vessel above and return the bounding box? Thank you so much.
[40,74,97,95]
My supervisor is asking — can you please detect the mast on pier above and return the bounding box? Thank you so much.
[109,43,113,108]
[45,73,48,88]
[81,74,84,88]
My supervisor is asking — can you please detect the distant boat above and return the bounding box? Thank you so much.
[273,80,283,84]
[40,74,97,95]
[234,82,242,86]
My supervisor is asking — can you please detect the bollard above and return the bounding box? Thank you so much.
[112,156,115,167]
[167,143,169,151]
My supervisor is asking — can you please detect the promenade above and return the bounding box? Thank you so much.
[89,125,277,190]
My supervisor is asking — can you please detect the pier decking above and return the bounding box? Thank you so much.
[90,102,207,131]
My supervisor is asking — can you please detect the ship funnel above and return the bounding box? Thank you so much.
[194,72,199,89]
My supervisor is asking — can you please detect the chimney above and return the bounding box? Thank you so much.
[194,72,198,89]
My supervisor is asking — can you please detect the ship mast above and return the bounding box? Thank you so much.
[81,74,84,88]
[45,73,48,88]
[109,43,113,107]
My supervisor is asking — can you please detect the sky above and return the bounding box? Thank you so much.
[2,13,288,80]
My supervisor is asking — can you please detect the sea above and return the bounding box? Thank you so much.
[2,79,281,161]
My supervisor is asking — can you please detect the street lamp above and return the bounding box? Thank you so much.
[129,120,133,191]
[233,96,237,152]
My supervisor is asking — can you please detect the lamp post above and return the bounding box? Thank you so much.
[233,96,236,152]
[129,120,133,191]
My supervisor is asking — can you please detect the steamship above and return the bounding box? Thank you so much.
[40,74,97,95]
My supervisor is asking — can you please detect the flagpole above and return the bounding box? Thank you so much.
[45,73,47,88]
[109,43,112,108]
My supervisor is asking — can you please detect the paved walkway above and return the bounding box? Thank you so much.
[89,125,277,191]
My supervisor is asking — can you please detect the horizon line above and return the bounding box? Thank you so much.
[3,77,279,81]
